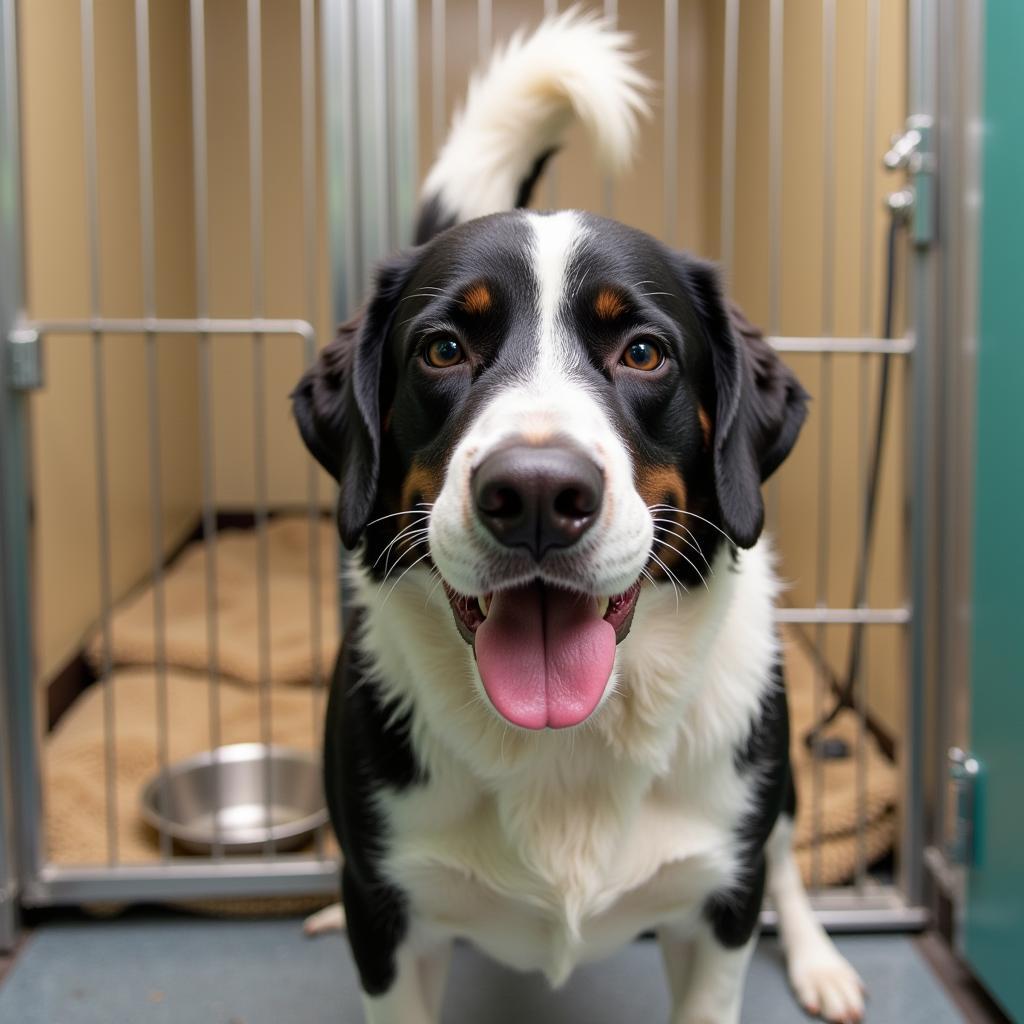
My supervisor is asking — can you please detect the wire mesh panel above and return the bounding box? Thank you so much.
[0,0,927,925]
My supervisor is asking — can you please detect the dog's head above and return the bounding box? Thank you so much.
[293,211,807,731]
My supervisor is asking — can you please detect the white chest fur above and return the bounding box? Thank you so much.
[381,742,751,986]
[354,543,781,987]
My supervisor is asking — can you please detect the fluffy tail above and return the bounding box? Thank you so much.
[415,7,650,244]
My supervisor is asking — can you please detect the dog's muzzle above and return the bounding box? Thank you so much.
[440,442,639,731]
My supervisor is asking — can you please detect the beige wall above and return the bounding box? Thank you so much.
[24,1,908,732]
[22,0,200,683]
[202,0,324,508]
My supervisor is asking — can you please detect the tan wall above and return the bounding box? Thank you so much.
[202,0,331,508]
[22,0,201,684]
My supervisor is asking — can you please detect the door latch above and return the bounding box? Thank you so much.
[6,327,43,391]
[883,115,935,247]
[947,747,981,867]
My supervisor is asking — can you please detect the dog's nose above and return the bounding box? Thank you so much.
[472,444,603,558]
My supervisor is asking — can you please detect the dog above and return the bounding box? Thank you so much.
[293,12,865,1024]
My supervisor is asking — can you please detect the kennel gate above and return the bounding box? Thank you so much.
[0,0,967,949]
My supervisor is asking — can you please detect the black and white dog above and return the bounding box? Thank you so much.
[294,13,865,1023]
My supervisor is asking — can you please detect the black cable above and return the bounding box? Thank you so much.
[803,207,904,749]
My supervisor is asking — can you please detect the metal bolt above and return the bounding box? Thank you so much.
[885,188,915,221]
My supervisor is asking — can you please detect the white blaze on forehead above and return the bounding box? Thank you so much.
[529,211,587,377]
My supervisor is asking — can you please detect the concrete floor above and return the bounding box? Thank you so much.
[0,915,965,1024]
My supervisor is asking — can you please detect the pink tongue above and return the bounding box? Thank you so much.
[475,582,616,730]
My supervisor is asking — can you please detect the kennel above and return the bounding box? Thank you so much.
[0,0,978,949]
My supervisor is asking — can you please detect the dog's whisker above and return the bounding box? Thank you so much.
[363,508,432,530]
[652,537,709,591]
[379,549,435,609]
[376,522,431,575]
[648,552,684,610]
[653,522,714,576]
[379,534,431,586]
[424,569,447,608]
[397,287,447,307]
[648,503,738,549]
[374,523,431,570]
[381,532,432,580]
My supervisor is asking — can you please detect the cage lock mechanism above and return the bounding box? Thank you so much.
[5,327,42,392]
[947,747,981,868]
[883,114,935,247]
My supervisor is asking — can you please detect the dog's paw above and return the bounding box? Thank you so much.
[303,902,346,937]
[788,948,865,1023]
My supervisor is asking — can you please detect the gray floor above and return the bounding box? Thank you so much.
[0,915,965,1024]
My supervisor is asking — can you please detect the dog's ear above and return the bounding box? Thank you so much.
[677,256,809,548]
[291,252,417,548]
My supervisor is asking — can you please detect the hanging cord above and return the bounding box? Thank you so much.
[803,205,905,752]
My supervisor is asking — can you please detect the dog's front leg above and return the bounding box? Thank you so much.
[358,943,450,1024]
[767,816,864,1022]
[343,867,449,1024]
[660,864,763,1024]
[660,920,756,1024]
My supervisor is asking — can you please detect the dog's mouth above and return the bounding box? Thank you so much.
[444,580,641,731]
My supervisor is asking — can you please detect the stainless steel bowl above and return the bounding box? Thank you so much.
[139,744,327,855]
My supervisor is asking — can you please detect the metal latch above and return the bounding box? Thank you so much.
[6,327,43,391]
[947,747,981,867]
[883,114,935,247]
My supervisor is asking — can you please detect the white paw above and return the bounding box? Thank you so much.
[303,902,346,937]
[788,949,865,1023]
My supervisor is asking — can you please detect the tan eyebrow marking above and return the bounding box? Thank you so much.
[595,287,627,320]
[698,407,712,448]
[401,460,442,511]
[461,282,492,315]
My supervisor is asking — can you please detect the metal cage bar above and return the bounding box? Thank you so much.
[190,0,226,859]
[810,0,838,894]
[719,0,739,275]
[663,0,678,247]
[134,0,173,864]
[854,0,882,896]
[0,0,29,952]
[904,0,941,910]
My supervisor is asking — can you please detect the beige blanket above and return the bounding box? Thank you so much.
[86,517,340,687]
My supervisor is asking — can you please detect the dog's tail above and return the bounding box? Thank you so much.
[414,8,650,245]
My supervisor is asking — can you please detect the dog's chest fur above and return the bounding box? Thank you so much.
[355,542,780,986]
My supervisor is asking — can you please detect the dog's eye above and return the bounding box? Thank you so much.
[424,336,465,368]
[620,338,664,372]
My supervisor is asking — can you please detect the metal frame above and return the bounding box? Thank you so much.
[904,0,940,910]
[0,0,952,945]
[923,0,986,951]
[0,0,34,951]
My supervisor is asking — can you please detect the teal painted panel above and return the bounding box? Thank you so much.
[966,0,1024,1018]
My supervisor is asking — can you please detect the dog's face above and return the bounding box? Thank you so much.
[294,211,807,731]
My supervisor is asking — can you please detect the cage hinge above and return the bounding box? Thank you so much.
[6,327,43,391]
[947,747,981,867]
[883,115,935,247]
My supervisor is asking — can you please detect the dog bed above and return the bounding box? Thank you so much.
[49,517,896,889]
[85,516,340,687]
